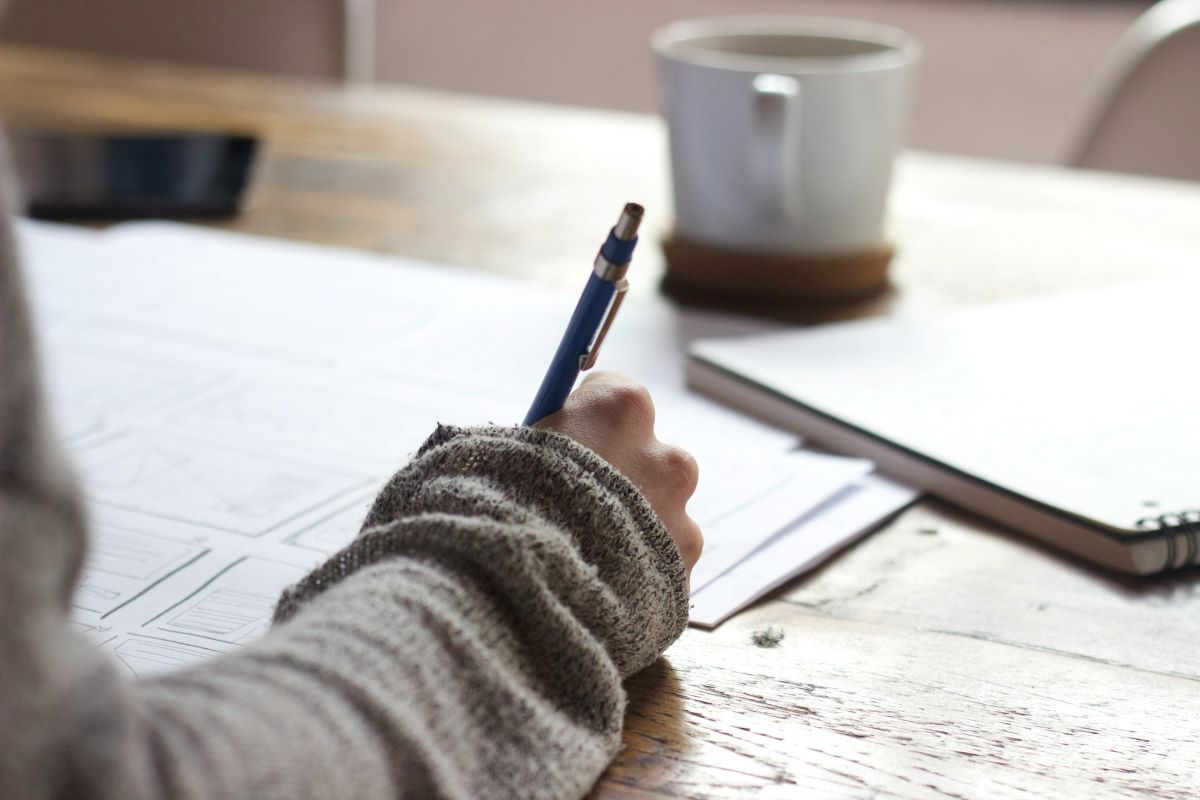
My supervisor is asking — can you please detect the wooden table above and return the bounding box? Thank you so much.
[3,46,1199,799]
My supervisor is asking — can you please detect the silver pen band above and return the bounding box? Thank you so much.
[593,252,630,282]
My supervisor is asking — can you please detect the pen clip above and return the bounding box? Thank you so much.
[579,278,628,371]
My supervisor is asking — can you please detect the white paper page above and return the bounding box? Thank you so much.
[69,505,329,678]
[686,450,873,593]
[101,553,317,678]
[98,222,800,454]
[73,523,209,618]
[689,476,919,628]
[17,219,877,669]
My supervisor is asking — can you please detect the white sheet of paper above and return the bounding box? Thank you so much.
[688,475,919,628]
[686,450,873,593]
[17,219,899,668]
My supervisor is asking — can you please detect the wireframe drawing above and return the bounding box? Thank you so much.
[73,433,369,536]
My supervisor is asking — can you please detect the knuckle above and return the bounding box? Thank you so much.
[677,519,704,566]
[660,446,700,496]
[599,382,655,427]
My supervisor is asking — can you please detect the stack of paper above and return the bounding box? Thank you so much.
[19,221,916,675]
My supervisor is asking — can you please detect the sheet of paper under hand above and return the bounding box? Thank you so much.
[688,475,919,628]
[686,449,874,593]
[20,220,897,674]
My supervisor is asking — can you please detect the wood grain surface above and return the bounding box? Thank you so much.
[2,45,1198,799]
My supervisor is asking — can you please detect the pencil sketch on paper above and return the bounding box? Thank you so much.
[41,345,227,442]
[111,636,224,679]
[147,557,311,646]
[72,525,208,616]
[72,433,370,537]
[165,381,446,466]
[286,495,377,555]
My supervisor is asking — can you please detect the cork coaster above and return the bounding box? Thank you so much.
[661,233,895,306]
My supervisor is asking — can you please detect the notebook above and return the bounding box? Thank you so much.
[688,270,1200,575]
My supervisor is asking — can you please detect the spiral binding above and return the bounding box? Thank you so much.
[1135,509,1200,569]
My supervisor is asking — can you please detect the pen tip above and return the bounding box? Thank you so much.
[614,203,644,241]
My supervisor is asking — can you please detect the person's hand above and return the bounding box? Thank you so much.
[534,372,703,577]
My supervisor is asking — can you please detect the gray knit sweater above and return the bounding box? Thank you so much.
[0,195,689,797]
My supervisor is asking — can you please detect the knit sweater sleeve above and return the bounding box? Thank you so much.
[128,424,689,800]
[7,423,690,800]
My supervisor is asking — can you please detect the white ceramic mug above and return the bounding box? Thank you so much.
[654,17,920,256]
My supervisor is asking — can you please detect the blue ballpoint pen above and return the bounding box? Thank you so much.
[523,203,643,425]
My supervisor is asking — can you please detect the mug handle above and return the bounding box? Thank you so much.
[749,74,801,221]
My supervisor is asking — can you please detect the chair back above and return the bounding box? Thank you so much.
[1068,0,1200,181]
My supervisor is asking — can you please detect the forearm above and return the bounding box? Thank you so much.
[138,557,618,799]
[279,424,688,678]
[5,426,688,800]
[143,425,687,799]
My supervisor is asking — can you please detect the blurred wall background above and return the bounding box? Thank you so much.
[0,0,1152,163]
[0,0,347,77]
